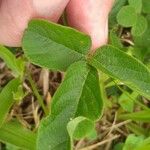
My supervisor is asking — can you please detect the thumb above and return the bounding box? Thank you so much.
[66,0,114,50]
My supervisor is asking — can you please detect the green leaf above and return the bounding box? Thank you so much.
[142,0,150,13]
[23,20,91,71]
[123,134,144,150]
[118,93,134,112]
[109,30,123,49]
[89,45,150,99]
[86,128,97,140]
[132,15,148,36]
[6,143,21,150]
[67,117,94,149]
[133,17,150,49]
[0,45,24,77]
[128,0,142,13]
[119,110,150,122]
[113,142,124,150]
[13,85,27,102]
[131,47,149,62]
[109,0,127,27]
[117,6,137,27]
[0,120,37,150]
[67,117,94,140]
[136,137,150,150]
[137,145,150,150]
[0,79,20,127]
[37,61,103,150]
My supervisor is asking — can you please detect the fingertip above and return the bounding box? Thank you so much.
[66,0,114,51]
[33,0,70,22]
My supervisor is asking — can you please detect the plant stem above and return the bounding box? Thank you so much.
[28,73,49,116]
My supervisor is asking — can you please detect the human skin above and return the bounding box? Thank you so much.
[0,0,114,50]
[66,0,114,50]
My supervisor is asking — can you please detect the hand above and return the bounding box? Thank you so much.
[0,0,114,50]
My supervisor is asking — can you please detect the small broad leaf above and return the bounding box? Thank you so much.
[0,79,20,127]
[86,128,97,140]
[117,6,137,27]
[67,117,94,140]
[13,85,27,102]
[109,0,127,27]
[131,46,148,62]
[133,17,150,49]
[37,61,103,150]
[123,134,144,150]
[109,30,123,49]
[142,0,150,14]
[0,120,37,150]
[128,0,142,13]
[0,45,24,77]
[89,45,150,99]
[67,117,94,149]
[23,20,91,71]
[137,145,150,150]
[113,143,124,150]
[119,110,150,122]
[118,93,134,112]
[136,137,150,150]
[132,15,148,36]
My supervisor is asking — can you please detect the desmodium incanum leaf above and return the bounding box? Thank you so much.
[89,45,150,99]
[37,61,103,150]
[22,19,91,71]
[117,6,137,27]
[67,116,94,149]
[0,79,20,127]
[0,120,37,150]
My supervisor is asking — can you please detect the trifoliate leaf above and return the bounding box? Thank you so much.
[23,20,91,71]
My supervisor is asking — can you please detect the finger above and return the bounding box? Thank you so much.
[0,0,33,46]
[33,0,70,21]
[66,0,114,50]
[0,0,69,47]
